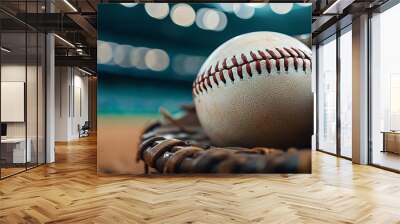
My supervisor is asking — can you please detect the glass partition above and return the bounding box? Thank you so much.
[339,26,352,158]
[371,4,400,171]
[317,35,337,154]
[0,1,46,179]
[38,32,45,165]
[27,30,38,169]
[1,30,28,177]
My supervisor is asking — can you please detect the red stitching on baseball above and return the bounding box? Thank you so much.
[212,73,218,86]
[255,60,261,74]
[237,65,243,79]
[285,48,299,71]
[250,51,258,61]
[222,58,228,69]
[219,71,226,84]
[193,47,311,96]
[231,56,239,67]
[241,53,248,63]
[267,49,280,71]
[201,80,207,92]
[246,63,252,77]
[206,76,212,89]
[276,48,289,71]
[215,61,220,72]
[227,69,234,82]
[290,47,307,71]
[258,50,272,73]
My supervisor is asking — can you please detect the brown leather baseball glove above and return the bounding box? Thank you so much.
[137,104,311,174]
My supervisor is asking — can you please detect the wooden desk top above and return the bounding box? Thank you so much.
[381,131,400,134]
[1,138,28,143]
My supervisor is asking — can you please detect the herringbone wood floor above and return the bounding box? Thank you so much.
[1,135,400,224]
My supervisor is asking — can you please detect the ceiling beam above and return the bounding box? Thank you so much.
[13,13,81,32]
[312,15,336,34]
[322,0,356,15]
[51,0,97,47]
[55,55,96,71]
[67,13,97,39]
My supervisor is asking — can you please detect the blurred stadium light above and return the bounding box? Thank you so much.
[98,3,311,82]
[270,3,294,14]
[246,3,267,8]
[233,4,255,19]
[144,3,169,20]
[145,49,170,71]
[196,8,227,31]
[120,3,137,8]
[170,4,196,27]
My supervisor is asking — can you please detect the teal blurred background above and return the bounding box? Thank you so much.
[97,3,312,117]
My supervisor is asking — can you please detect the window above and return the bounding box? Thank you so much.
[371,3,400,171]
[317,35,337,154]
[339,27,352,158]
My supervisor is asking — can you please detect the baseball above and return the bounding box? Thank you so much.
[193,32,313,149]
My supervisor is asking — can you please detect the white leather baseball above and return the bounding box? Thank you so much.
[193,32,313,148]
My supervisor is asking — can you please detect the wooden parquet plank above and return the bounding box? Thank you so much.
[0,135,400,223]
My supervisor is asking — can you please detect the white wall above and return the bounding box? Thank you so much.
[55,66,70,141]
[55,67,89,141]
[72,73,89,138]
[1,65,26,81]
[1,65,27,140]
[1,63,46,164]
[1,65,25,134]
[1,65,39,138]
[1,82,25,122]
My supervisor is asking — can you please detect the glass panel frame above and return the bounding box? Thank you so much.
[0,0,47,180]
[27,29,39,169]
[0,28,28,178]
[370,4,400,172]
[317,34,338,155]
[339,25,353,159]
[315,23,354,161]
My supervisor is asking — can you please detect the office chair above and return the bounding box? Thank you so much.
[79,121,90,138]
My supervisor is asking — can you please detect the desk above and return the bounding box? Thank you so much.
[1,138,31,163]
[382,131,400,154]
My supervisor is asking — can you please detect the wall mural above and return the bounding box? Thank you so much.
[97,3,312,174]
